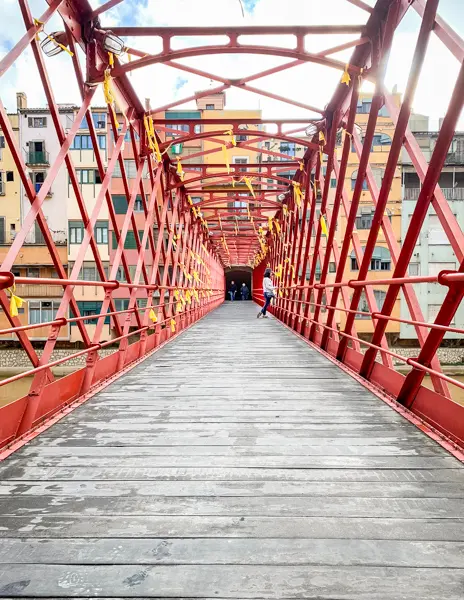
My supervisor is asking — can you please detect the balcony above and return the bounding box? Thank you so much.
[15,284,64,298]
[403,187,464,201]
[27,150,49,165]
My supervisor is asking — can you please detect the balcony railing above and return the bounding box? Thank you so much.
[27,150,49,165]
[15,284,64,298]
[403,187,464,201]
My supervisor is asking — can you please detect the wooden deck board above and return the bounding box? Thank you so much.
[0,303,463,599]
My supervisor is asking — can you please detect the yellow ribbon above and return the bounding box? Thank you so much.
[170,318,176,333]
[242,176,256,199]
[299,161,304,171]
[223,129,236,146]
[176,301,183,313]
[292,181,303,209]
[268,216,273,234]
[148,308,157,323]
[320,214,329,236]
[103,68,120,130]
[8,286,24,318]
[177,159,184,181]
[274,220,281,235]
[33,19,74,56]
[341,64,351,86]
[282,203,289,217]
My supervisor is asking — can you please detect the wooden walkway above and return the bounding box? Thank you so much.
[0,302,463,598]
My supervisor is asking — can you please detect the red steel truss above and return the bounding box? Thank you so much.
[0,0,463,456]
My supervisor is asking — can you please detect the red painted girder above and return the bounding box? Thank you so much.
[111,25,366,36]
[359,59,464,381]
[412,0,464,61]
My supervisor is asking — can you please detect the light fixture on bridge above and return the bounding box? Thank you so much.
[40,31,70,57]
[101,30,125,56]
[278,193,287,202]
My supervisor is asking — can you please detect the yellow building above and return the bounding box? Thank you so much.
[337,92,402,336]
[0,113,21,244]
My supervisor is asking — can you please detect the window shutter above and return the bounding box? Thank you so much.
[28,117,33,127]
[112,195,128,214]
[0,136,5,148]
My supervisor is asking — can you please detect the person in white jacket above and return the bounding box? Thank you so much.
[257,268,275,318]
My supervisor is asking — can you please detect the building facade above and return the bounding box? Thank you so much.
[400,122,464,339]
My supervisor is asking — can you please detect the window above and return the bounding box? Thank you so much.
[73,301,110,325]
[0,217,5,244]
[0,172,4,195]
[112,194,145,214]
[95,221,108,245]
[69,221,84,244]
[112,230,147,250]
[354,290,386,319]
[28,116,47,128]
[73,169,102,184]
[115,298,130,312]
[372,133,392,147]
[0,135,4,159]
[280,142,296,157]
[30,171,45,193]
[233,157,248,173]
[329,262,336,273]
[351,169,368,191]
[113,159,148,179]
[409,263,420,276]
[330,178,337,188]
[82,266,96,281]
[237,134,247,142]
[27,267,40,278]
[428,215,448,245]
[71,134,106,150]
[6,171,14,182]
[356,101,371,114]
[351,246,391,271]
[29,300,59,324]
[80,113,107,130]
[205,104,215,110]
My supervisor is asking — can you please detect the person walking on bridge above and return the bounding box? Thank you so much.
[257,268,275,318]
[229,280,237,301]
[241,282,249,301]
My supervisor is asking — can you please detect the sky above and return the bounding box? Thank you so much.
[0,0,463,130]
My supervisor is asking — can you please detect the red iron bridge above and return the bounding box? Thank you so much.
[0,0,463,597]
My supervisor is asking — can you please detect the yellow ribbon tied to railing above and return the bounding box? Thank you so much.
[223,129,237,147]
[177,159,185,182]
[282,203,289,217]
[185,290,192,304]
[299,161,304,171]
[174,289,180,301]
[176,301,183,313]
[148,308,157,323]
[170,318,176,333]
[8,286,24,318]
[274,219,281,235]
[33,19,74,57]
[268,216,273,234]
[290,264,296,279]
[320,214,329,237]
[103,67,120,131]
[193,288,199,302]
[242,176,256,199]
[187,195,193,206]
[193,271,200,283]
[274,264,283,279]
[341,64,351,86]
[292,181,303,209]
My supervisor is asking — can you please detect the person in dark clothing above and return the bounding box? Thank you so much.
[229,280,237,301]
[241,283,249,301]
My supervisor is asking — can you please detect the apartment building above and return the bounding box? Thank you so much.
[400,116,464,339]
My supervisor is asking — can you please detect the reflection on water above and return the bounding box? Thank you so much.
[1,374,463,408]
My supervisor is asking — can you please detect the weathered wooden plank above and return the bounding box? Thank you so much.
[0,564,463,599]
[0,303,463,599]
